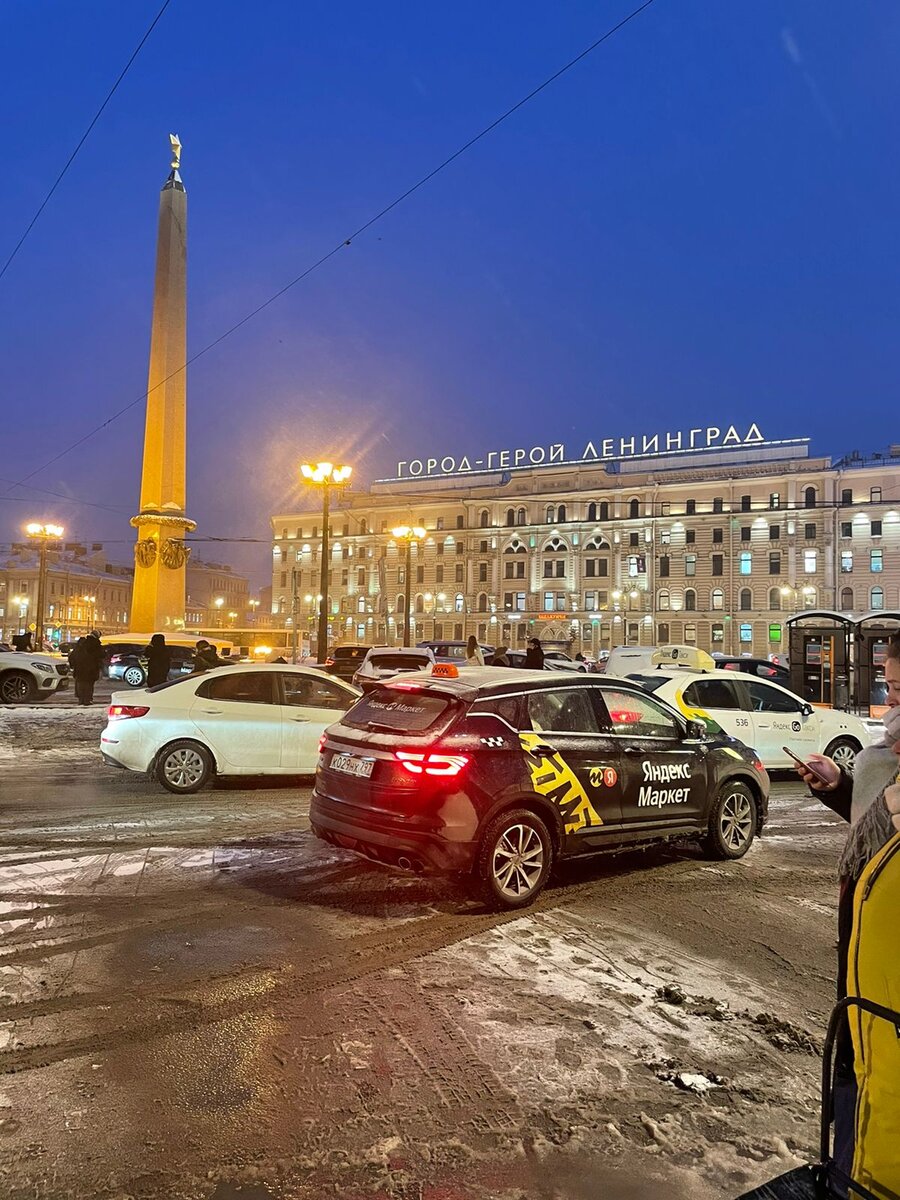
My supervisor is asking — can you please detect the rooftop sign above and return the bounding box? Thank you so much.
[384,425,809,482]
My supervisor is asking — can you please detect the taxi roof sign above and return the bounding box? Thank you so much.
[650,645,716,672]
[431,662,460,679]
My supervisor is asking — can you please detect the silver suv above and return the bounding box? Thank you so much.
[0,651,69,704]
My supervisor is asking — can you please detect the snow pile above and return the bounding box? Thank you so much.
[0,706,105,762]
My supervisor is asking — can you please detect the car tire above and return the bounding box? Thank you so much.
[123,664,146,688]
[823,736,860,775]
[156,740,214,794]
[0,670,38,704]
[703,782,757,860]
[476,807,554,910]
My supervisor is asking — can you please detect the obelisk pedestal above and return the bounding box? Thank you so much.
[130,135,195,631]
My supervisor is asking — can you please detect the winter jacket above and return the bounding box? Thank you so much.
[145,644,172,687]
[69,635,103,681]
[524,646,544,670]
[192,647,221,673]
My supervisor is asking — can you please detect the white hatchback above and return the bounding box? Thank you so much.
[627,667,877,773]
[352,646,435,692]
[100,664,360,793]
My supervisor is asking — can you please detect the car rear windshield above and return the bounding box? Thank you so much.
[334,646,370,659]
[343,686,456,733]
[626,674,668,694]
[370,654,431,671]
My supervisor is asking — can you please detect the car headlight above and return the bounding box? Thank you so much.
[31,662,55,673]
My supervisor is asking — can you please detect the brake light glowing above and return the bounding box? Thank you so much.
[324,657,335,667]
[753,759,765,772]
[395,751,470,777]
[107,705,150,720]
[318,733,327,753]
[609,709,641,724]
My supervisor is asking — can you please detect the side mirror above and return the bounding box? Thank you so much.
[685,719,707,740]
[800,703,813,717]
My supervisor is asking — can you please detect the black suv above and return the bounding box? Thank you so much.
[311,667,770,909]
[324,645,373,682]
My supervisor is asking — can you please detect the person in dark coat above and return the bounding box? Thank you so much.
[145,634,172,688]
[69,630,103,705]
[524,638,544,670]
[795,639,900,1188]
[490,645,511,667]
[192,640,221,672]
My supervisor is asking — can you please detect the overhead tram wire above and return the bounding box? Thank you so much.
[0,0,174,285]
[1,0,659,501]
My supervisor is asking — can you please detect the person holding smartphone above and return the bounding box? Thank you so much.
[794,637,900,1192]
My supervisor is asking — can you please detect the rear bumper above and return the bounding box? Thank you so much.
[310,790,476,874]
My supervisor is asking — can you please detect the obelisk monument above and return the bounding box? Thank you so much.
[130,134,195,631]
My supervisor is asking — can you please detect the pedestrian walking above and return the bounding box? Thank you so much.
[465,635,485,667]
[794,635,900,1190]
[192,640,221,672]
[490,645,511,667]
[524,638,544,670]
[69,629,103,705]
[145,633,172,688]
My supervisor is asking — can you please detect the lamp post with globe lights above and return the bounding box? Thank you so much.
[301,462,352,663]
[25,523,64,650]
[214,596,224,627]
[82,594,97,634]
[391,525,426,647]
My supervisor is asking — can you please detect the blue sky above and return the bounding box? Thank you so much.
[1,1,898,584]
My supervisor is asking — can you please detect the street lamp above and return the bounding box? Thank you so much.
[228,611,237,627]
[11,595,28,637]
[214,596,224,626]
[391,524,426,647]
[301,461,352,663]
[82,594,96,632]
[25,522,64,649]
[248,598,260,624]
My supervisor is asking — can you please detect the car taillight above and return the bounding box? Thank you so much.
[109,654,123,663]
[753,759,766,772]
[108,705,150,720]
[325,657,335,667]
[318,734,327,753]
[395,751,469,777]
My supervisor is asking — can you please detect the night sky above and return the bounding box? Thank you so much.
[1,1,898,585]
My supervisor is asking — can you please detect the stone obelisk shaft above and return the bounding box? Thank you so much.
[130,137,195,632]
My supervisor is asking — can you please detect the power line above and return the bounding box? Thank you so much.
[0,0,173,284]
[1,0,658,499]
[0,478,132,515]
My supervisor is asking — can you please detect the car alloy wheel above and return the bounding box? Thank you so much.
[719,789,754,852]
[0,672,35,703]
[825,737,859,774]
[492,823,544,900]
[157,742,213,794]
[123,665,146,688]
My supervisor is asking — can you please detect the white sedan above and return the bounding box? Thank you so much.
[100,664,360,793]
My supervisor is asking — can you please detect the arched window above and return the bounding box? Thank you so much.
[543,536,566,553]
[504,541,527,554]
[804,486,817,509]
[840,586,854,611]
[599,501,609,521]
[583,536,610,551]
[685,589,696,612]
[477,592,488,612]
[454,593,465,612]
[769,587,782,610]
[587,502,597,522]
[557,504,567,522]
[479,509,490,528]
[711,588,724,611]
[415,594,425,613]
[546,505,555,524]
[629,498,640,519]
[870,586,884,611]
[395,594,405,614]
[516,507,527,525]
[357,596,366,613]
[505,508,515,526]
[359,518,367,534]
[740,588,753,611]
[658,589,670,611]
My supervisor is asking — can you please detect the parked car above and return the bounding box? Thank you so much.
[542,649,589,672]
[324,645,372,682]
[627,666,877,772]
[0,650,70,703]
[504,650,581,672]
[311,665,769,909]
[416,640,494,664]
[352,646,436,692]
[107,644,197,688]
[714,656,793,690]
[100,664,361,793]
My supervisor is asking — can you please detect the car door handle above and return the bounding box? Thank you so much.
[289,715,310,722]
[623,746,643,755]
[530,742,557,758]
[200,707,223,714]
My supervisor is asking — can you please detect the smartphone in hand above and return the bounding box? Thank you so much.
[783,746,833,784]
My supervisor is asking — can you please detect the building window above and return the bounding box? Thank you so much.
[456,515,464,529]
[769,587,782,610]
[684,623,696,644]
[477,593,488,612]
[804,487,816,509]
[739,552,752,575]
[711,588,724,610]
[685,529,696,545]
[872,519,883,536]
[739,588,752,611]
[587,502,597,522]
[712,528,723,544]
[478,563,488,583]
[506,508,515,526]
[769,525,780,541]
[871,549,884,573]
[660,502,670,517]
[455,564,464,583]
[769,492,780,509]
[805,523,817,539]
[455,593,465,612]
[545,505,555,524]
[357,567,366,586]
[712,554,723,576]
[629,498,640,519]
[658,589,670,610]
[712,497,724,514]
[741,526,751,542]
[769,552,781,575]
[435,565,444,584]
[741,495,751,512]
[505,561,525,579]
[739,622,752,644]
[416,565,424,584]
[841,550,853,573]
[685,499,696,515]
[711,623,724,643]
[660,529,671,545]
[684,589,696,611]
[804,549,817,573]
[840,586,854,611]
[841,488,852,506]
[517,508,526,525]
[659,555,670,578]
[685,555,696,577]
[871,586,884,610]
[435,517,443,531]
[871,487,882,503]
[840,522,853,538]
[599,501,609,521]
[629,531,639,547]
[479,510,490,528]
[585,559,609,578]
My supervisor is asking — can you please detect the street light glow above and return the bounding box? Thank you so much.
[25,522,64,539]
[301,462,352,485]
[391,524,426,540]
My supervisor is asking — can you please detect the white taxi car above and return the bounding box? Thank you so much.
[100,664,360,793]
[627,652,875,772]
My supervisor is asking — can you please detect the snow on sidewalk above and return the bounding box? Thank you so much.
[0,705,106,762]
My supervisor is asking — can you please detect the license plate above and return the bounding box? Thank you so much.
[331,753,374,778]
